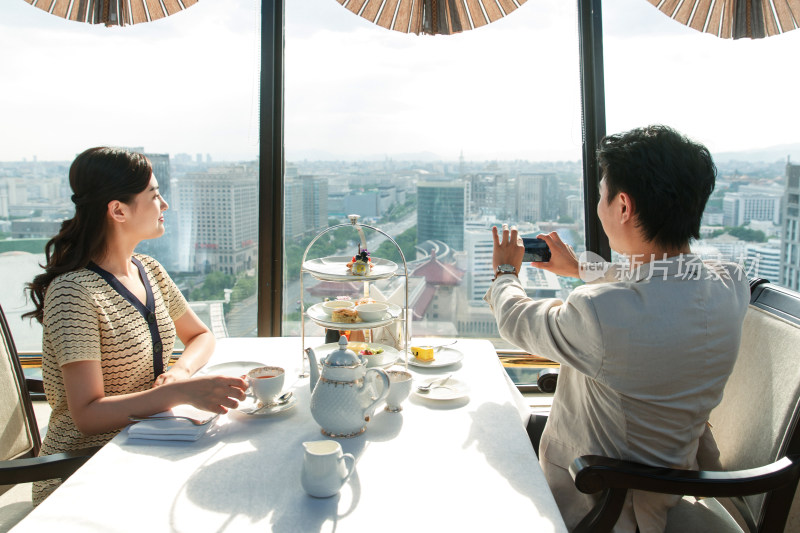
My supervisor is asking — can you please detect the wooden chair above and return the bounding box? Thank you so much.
[0,303,98,528]
[569,280,800,532]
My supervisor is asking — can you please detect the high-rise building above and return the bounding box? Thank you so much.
[301,175,328,231]
[417,181,466,250]
[780,161,800,289]
[516,173,558,223]
[746,243,780,281]
[463,219,541,305]
[147,153,171,202]
[284,179,304,240]
[175,164,258,275]
[722,185,782,227]
[285,175,328,237]
[464,224,495,305]
[135,153,175,269]
[467,173,515,219]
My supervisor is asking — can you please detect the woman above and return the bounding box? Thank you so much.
[25,147,247,504]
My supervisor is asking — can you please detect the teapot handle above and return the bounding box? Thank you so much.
[363,368,390,421]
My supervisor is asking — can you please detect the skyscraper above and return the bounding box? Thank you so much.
[284,174,328,238]
[722,185,782,227]
[147,153,171,203]
[135,153,175,269]
[516,172,558,223]
[175,164,258,275]
[779,161,800,289]
[417,181,466,250]
[284,179,304,240]
[301,175,328,231]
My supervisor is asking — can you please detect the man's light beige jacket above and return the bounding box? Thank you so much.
[485,255,749,532]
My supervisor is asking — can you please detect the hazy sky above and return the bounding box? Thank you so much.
[1,0,798,162]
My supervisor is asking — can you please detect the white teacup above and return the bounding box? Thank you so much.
[247,366,285,405]
[385,370,412,412]
[356,302,389,322]
[322,300,355,316]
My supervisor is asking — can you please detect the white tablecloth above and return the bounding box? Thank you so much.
[13,338,567,533]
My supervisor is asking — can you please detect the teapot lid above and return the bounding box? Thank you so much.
[325,335,361,367]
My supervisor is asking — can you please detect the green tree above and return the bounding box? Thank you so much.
[710,226,767,243]
[728,226,766,242]
[189,271,235,301]
[374,226,417,264]
[230,275,257,303]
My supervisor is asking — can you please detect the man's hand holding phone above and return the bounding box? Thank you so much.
[533,232,581,279]
[522,237,552,263]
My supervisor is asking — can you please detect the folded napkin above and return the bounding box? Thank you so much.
[127,407,218,441]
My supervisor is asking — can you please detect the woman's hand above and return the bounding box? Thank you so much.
[176,375,248,414]
[61,362,248,435]
[533,231,580,279]
[492,224,524,276]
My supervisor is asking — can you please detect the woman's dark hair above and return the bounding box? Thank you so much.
[24,147,153,323]
[597,125,716,250]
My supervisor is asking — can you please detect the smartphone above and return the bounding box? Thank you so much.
[522,237,551,262]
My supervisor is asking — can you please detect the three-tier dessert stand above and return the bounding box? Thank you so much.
[299,214,410,374]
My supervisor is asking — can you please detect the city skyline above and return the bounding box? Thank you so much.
[2,153,797,349]
[1,0,799,162]
[1,140,799,165]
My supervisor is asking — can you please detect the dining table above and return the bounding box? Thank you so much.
[12,337,568,533]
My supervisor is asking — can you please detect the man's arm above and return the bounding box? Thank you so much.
[485,276,605,378]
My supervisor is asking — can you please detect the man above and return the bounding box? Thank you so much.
[485,125,749,532]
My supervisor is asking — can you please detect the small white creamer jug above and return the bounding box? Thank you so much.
[301,440,355,498]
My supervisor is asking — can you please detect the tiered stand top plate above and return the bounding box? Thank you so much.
[301,256,398,281]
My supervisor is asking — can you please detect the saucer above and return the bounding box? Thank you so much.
[199,361,264,377]
[236,394,298,417]
[407,348,464,368]
[413,377,470,401]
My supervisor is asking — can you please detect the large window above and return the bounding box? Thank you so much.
[603,0,800,288]
[0,1,260,351]
[283,0,583,348]
[5,0,798,354]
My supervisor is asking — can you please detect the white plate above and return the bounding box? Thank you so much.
[302,256,398,281]
[414,377,470,401]
[313,342,400,368]
[235,395,298,417]
[198,361,265,377]
[407,347,464,368]
[306,302,401,330]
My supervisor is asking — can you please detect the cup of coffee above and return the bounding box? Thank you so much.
[247,366,285,405]
[385,370,412,412]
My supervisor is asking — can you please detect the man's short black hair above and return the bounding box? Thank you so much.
[597,125,716,250]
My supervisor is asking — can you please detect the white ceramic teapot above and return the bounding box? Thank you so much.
[306,336,390,437]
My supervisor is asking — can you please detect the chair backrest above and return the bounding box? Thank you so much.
[708,282,800,530]
[0,302,40,464]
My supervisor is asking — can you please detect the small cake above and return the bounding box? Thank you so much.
[346,248,373,276]
[331,308,360,323]
[354,297,376,306]
[411,346,434,362]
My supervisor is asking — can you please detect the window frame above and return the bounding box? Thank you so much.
[258,0,611,336]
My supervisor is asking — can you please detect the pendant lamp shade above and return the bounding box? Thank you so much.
[335,0,529,35]
[22,0,199,27]
[647,0,800,39]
